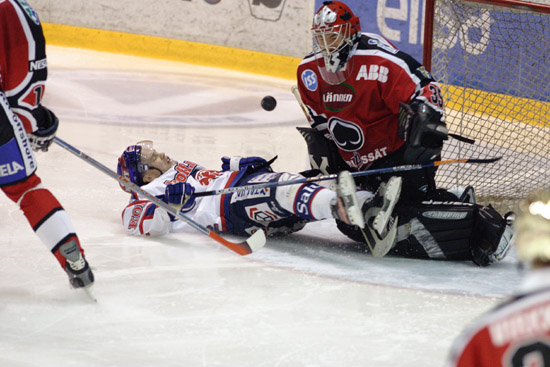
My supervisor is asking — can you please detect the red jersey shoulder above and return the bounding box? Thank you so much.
[452,292,550,367]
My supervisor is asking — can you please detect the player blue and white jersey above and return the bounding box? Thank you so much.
[121,161,323,237]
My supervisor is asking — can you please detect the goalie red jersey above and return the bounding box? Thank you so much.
[297,32,444,171]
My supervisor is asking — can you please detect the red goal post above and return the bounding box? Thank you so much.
[423,0,550,213]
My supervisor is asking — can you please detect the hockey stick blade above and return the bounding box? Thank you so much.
[434,157,501,165]
[53,137,266,256]
[209,230,265,255]
[195,156,502,197]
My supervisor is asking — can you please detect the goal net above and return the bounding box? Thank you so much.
[423,0,550,213]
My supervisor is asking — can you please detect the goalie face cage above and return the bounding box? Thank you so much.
[423,0,550,214]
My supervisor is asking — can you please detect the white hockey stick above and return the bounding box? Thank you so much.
[53,137,266,255]
[291,85,310,122]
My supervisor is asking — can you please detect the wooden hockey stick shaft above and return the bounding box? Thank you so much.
[53,137,265,255]
[194,157,501,197]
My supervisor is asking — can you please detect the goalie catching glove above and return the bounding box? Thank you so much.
[398,101,448,164]
[27,107,59,152]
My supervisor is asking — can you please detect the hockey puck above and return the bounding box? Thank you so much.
[261,96,277,111]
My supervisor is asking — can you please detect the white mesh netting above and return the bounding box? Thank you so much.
[428,0,550,213]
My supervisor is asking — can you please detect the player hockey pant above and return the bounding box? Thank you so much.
[221,171,336,236]
[1,173,85,267]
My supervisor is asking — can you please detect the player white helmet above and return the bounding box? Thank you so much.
[515,190,550,266]
[311,1,361,84]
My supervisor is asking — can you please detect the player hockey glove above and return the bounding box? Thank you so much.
[27,107,59,152]
[221,156,276,173]
[163,182,196,216]
[398,101,448,164]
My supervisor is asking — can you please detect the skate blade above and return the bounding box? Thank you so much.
[372,177,402,235]
[83,285,97,302]
[361,216,398,259]
[338,171,365,228]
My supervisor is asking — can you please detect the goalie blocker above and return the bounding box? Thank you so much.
[297,127,513,266]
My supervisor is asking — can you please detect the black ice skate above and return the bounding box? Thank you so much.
[361,176,402,258]
[331,171,365,228]
[59,240,96,300]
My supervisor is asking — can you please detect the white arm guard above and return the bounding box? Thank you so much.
[122,201,172,236]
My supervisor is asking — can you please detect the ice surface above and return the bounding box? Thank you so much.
[0,46,523,367]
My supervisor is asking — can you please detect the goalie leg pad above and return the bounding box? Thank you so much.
[337,198,511,266]
[392,201,477,260]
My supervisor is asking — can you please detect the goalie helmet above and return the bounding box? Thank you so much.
[311,1,361,84]
[515,190,550,266]
[117,141,154,192]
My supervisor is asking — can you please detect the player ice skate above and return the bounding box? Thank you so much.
[117,140,401,255]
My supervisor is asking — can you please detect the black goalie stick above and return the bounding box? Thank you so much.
[53,137,266,256]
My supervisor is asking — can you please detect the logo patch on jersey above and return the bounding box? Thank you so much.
[344,147,389,169]
[0,137,32,185]
[29,59,47,72]
[294,184,322,221]
[246,203,281,223]
[327,118,364,152]
[164,161,197,185]
[128,204,145,229]
[356,65,389,82]
[230,187,270,203]
[417,66,433,80]
[0,161,25,177]
[322,83,355,111]
[301,69,318,92]
[195,169,222,186]
[16,0,40,25]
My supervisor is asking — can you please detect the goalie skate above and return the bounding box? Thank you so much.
[489,213,516,264]
[331,171,365,228]
[362,176,402,258]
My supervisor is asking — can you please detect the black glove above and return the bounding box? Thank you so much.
[28,107,59,152]
[398,101,448,164]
